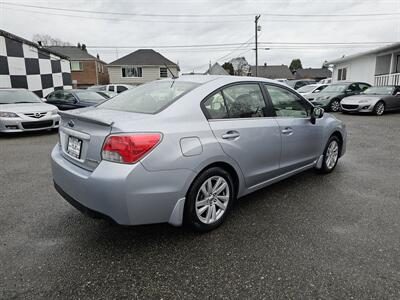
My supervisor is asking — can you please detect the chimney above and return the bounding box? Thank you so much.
[97,54,100,59]
[38,41,42,47]
[264,62,267,67]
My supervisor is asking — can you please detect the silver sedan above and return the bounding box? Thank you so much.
[341,85,400,116]
[51,76,346,232]
[0,89,60,133]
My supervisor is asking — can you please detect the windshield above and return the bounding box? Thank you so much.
[75,91,108,102]
[322,84,347,93]
[297,85,318,93]
[0,90,42,104]
[99,81,200,114]
[363,86,394,95]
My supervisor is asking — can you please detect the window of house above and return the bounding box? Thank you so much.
[264,84,311,118]
[160,67,168,78]
[71,61,83,71]
[337,67,347,81]
[122,67,142,77]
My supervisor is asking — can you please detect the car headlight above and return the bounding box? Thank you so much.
[51,109,58,115]
[0,111,19,118]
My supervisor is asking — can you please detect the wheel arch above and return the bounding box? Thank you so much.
[330,131,344,156]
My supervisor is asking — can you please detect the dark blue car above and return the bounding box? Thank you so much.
[45,89,108,110]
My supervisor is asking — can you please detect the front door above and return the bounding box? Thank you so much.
[263,84,324,173]
[203,83,281,188]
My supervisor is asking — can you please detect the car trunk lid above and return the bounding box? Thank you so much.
[58,108,153,171]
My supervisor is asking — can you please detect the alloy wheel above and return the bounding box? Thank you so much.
[331,100,340,112]
[325,140,339,169]
[195,176,230,225]
[375,102,385,115]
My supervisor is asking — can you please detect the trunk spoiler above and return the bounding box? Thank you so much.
[58,111,114,127]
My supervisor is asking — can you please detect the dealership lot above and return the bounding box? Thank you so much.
[1,113,400,299]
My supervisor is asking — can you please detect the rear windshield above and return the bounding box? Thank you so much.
[0,90,41,104]
[364,86,394,95]
[99,81,200,114]
[323,84,347,93]
[75,91,108,102]
[297,85,317,93]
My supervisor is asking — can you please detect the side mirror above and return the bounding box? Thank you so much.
[41,98,47,102]
[310,107,324,124]
[345,89,352,94]
[313,90,320,93]
[396,92,400,97]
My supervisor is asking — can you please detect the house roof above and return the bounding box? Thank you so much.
[46,46,106,63]
[204,63,229,75]
[250,65,294,79]
[109,49,178,67]
[325,42,400,65]
[294,68,332,79]
[0,29,69,59]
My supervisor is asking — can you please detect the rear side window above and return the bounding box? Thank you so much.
[222,84,267,118]
[203,92,228,119]
[117,86,127,93]
[99,81,199,114]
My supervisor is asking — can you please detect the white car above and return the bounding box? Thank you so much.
[297,84,329,101]
[319,78,332,84]
[0,89,60,133]
[88,84,135,94]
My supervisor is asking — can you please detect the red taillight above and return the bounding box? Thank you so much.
[102,133,161,164]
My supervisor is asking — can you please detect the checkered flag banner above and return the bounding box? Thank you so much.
[0,34,72,98]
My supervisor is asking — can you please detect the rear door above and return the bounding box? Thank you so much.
[203,82,281,188]
[263,83,324,173]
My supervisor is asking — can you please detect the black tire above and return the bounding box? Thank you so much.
[318,136,340,174]
[183,167,235,232]
[330,99,341,112]
[373,101,385,116]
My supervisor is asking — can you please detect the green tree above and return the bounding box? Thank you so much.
[289,59,303,72]
[222,62,234,75]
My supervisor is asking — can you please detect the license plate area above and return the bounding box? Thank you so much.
[67,136,82,159]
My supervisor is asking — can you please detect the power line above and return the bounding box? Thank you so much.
[2,2,400,17]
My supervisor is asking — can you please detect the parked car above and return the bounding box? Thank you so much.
[297,84,329,101]
[287,79,316,90]
[87,84,134,93]
[341,85,400,116]
[318,78,332,84]
[311,82,371,112]
[46,89,108,110]
[96,91,118,99]
[51,76,347,232]
[0,89,60,133]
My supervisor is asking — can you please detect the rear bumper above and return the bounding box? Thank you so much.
[0,115,60,133]
[51,145,195,226]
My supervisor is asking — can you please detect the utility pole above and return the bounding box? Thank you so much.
[254,15,261,77]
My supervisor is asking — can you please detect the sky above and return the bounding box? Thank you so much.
[0,0,399,73]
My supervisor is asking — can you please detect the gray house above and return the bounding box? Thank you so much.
[294,68,332,81]
[108,49,179,85]
[250,64,294,79]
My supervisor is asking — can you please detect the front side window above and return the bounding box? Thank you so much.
[99,81,199,114]
[117,86,128,93]
[122,67,142,77]
[203,92,228,119]
[265,84,310,118]
[160,67,168,78]
[222,84,266,118]
[71,61,83,71]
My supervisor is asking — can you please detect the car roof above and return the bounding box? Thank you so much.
[169,75,283,85]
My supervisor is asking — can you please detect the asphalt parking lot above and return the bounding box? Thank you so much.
[1,113,400,299]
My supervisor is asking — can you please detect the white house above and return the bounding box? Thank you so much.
[108,49,179,85]
[326,42,400,86]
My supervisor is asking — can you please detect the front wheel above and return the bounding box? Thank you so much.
[318,136,340,173]
[330,100,341,112]
[373,101,385,116]
[184,167,235,232]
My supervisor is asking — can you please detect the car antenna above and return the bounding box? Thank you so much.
[164,63,177,79]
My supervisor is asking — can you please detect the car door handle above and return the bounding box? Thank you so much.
[281,127,293,135]
[221,131,240,140]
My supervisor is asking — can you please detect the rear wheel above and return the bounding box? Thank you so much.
[184,167,234,232]
[318,136,340,174]
[373,101,385,116]
[330,99,341,112]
